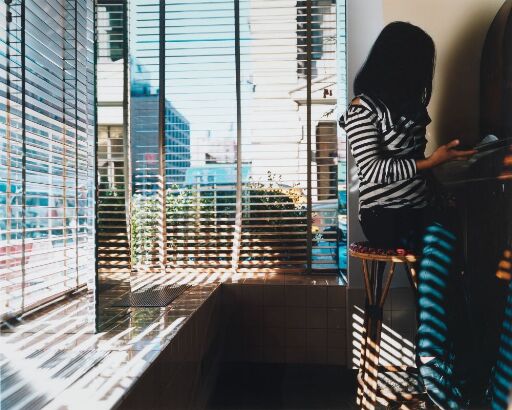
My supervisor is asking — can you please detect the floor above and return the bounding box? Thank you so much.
[207,363,358,410]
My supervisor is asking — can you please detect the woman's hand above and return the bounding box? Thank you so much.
[416,139,477,171]
[428,139,477,166]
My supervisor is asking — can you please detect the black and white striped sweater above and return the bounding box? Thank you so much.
[339,94,431,215]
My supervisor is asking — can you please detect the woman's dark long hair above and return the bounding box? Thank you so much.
[354,21,436,124]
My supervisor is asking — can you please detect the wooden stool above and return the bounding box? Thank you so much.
[349,242,427,409]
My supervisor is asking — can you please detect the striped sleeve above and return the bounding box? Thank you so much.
[344,106,417,184]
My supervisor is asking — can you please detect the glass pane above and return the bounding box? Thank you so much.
[123,0,346,279]
[96,1,130,284]
[162,1,236,270]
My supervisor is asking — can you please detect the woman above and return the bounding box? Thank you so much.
[339,22,476,409]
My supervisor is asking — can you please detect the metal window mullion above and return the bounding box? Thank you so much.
[5,1,13,249]
[63,0,80,287]
[158,0,167,272]
[231,0,242,272]
[93,0,100,331]
[20,0,27,313]
[74,0,80,287]
[306,0,313,275]
[123,0,132,270]
[336,0,344,276]
[61,0,69,288]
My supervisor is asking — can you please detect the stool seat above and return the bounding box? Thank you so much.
[349,241,417,263]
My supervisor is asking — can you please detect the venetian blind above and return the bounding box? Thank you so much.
[0,0,95,320]
[129,0,345,275]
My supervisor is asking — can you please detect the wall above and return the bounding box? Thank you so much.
[382,0,505,150]
[222,279,347,366]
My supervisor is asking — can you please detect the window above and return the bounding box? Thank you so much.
[96,0,130,276]
[0,0,95,320]
[109,0,346,277]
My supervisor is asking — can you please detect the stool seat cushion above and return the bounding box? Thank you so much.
[349,241,416,258]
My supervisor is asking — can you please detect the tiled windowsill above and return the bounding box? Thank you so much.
[1,283,221,410]
[1,273,346,410]
[223,272,345,286]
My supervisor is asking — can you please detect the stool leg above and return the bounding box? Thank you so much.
[405,262,419,298]
[357,306,371,407]
[362,261,384,409]
[361,260,397,410]
[357,259,373,407]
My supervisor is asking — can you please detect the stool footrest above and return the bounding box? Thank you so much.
[357,370,427,405]
[377,365,418,374]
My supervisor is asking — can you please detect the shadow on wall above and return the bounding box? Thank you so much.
[351,305,423,408]
[434,3,502,147]
[492,253,512,410]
